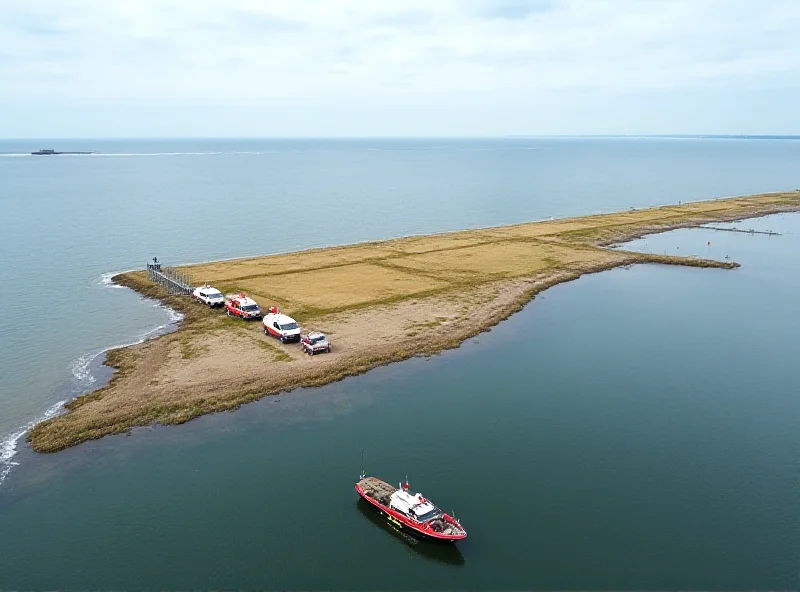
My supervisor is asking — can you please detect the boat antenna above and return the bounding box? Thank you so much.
[359,449,365,481]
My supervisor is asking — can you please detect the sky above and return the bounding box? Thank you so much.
[1,0,799,137]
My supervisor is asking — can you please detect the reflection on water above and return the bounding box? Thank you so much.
[356,499,466,567]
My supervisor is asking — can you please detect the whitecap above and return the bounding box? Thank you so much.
[69,307,182,386]
[71,351,99,385]
[87,152,224,157]
[99,272,125,289]
[164,307,185,324]
[151,301,185,324]
[0,400,66,486]
[0,271,186,486]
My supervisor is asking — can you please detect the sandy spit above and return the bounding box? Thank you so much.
[28,191,800,452]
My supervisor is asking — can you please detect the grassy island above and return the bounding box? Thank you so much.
[29,191,800,452]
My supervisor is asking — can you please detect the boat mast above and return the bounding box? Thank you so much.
[359,449,365,480]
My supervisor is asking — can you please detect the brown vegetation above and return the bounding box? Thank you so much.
[28,191,800,452]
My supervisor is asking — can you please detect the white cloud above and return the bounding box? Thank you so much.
[1,0,798,135]
[3,0,798,98]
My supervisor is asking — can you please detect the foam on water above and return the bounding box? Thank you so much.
[70,272,182,385]
[92,271,184,380]
[87,152,225,157]
[0,400,65,486]
[69,304,183,385]
[0,282,184,487]
[161,305,184,324]
[70,351,98,385]
[99,271,126,289]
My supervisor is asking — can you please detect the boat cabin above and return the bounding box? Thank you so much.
[389,489,443,523]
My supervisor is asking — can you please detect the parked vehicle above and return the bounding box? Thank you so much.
[262,307,301,343]
[192,284,225,308]
[225,293,262,320]
[301,331,330,355]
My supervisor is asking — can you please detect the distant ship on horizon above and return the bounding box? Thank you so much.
[31,149,94,155]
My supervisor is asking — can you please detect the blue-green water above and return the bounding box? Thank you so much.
[0,138,799,589]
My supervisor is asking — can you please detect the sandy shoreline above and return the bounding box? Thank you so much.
[28,191,800,453]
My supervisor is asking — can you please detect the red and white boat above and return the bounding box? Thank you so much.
[356,474,467,542]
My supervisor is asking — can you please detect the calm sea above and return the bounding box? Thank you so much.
[0,138,799,589]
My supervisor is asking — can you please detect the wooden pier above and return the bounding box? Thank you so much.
[704,226,780,236]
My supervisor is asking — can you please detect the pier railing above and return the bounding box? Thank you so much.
[147,258,193,295]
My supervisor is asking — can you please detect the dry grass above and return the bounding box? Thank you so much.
[27,190,800,453]
[388,241,623,278]
[238,262,449,310]
[385,232,497,254]
[188,244,397,282]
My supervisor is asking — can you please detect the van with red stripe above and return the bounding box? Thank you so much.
[262,307,301,343]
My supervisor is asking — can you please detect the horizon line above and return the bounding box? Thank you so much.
[5,134,800,141]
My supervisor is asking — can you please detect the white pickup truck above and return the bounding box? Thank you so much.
[192,284,225,307]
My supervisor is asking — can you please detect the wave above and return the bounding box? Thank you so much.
[99,271,126,289]
[0,400,66,486]
[87,152,225,157]
[70,351,97,385]
[69,305,183,385]
[160,304,184,325]
[84,151,288,157]
[0,276,184,487]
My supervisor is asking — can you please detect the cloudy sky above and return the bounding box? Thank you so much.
[2,0,799,137]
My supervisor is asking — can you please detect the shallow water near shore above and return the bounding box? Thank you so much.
[1,208,800,589]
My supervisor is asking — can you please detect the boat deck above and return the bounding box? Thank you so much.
[358,477,397,506]
[358,476,467,538]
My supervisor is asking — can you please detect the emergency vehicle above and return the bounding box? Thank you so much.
[262,307,301,343]
[224,293,262,320]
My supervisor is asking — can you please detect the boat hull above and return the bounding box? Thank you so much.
[355,477,466,542]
